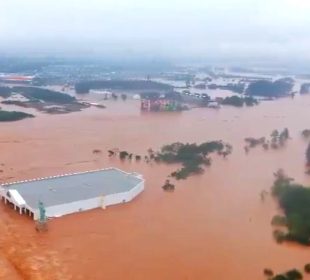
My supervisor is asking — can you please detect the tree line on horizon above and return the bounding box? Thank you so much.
[246,78,294,97]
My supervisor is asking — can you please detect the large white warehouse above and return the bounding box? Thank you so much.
[0,168,144,220]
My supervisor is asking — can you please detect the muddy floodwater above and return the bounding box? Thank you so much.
[1,96,310,279]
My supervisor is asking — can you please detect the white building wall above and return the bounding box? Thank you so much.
[37,181,145,220]
[127,182,144,200]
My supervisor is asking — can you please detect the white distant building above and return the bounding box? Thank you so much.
[90,90,112,95]
[133,94,141,100]
[207,101,221,109]
[0,168,144,220]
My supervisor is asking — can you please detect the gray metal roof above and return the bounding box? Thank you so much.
[1,168,143,210]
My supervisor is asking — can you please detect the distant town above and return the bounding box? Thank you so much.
[0,58,309,121]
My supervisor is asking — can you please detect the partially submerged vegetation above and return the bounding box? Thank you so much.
[244,128,290,152]
[263,268,274,278]
[162,180,175,192]
[271,169,310,245]
[306,143,310,166]
[244,137,266,148]
[221,95,258,107]
[300,83,310,95]
[0,110,34,122]
[301,129,310,139]
[108,149,143,163]
[108,141,232,183]
[155,141,232,180]
[263,267,304,280]
[270,128,290,148]
[274,269,302,280]
[304,264,310,273]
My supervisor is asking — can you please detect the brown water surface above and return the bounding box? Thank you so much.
[1,96,310,279]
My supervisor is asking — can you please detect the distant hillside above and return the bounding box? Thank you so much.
[246,78,294,97]
[75,80,173,94]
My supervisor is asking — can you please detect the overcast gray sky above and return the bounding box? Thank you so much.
[1,0,310,62]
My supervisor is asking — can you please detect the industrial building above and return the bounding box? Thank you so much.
[0,168,144,220]
[140,91,182,112]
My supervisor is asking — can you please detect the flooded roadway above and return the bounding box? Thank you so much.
[1,96,310,279]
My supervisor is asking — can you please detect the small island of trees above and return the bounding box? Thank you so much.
[272,269,302,280]
[108,141,232,184]
[221,95,258,107]
[0,110,34,122]
[162,180,175,192]
[155,141,232,180]
[244,128,290,152]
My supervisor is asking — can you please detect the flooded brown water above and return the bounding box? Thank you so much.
[1,96,310,279]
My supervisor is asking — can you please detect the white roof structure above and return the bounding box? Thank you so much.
[8,189,26,207]
[0,167,144,219]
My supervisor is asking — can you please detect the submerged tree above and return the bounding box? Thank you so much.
[263,268,274,277]
[304,264,310,274]
[162,180,175,192]
[271,274,288,280]
[279,128,289,144]
[271,130,279,143]
[260,190,268,202]
[244,137,266,148]
[285,269,303,280]
[302,129,310,139]
[119,151,129,160]
[306,143,310,166]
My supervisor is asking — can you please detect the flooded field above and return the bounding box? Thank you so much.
[1,95,310,279]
